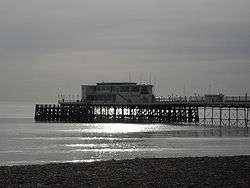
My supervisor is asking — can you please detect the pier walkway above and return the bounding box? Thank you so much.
[35,98,250,127]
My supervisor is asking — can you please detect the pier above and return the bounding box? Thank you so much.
[34,82,250,127]
[35,99,250,127]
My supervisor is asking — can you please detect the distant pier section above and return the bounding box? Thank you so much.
[35,82,250,127]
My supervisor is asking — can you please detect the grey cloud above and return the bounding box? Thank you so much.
[0,0,250,101]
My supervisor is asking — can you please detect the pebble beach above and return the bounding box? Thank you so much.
[0,156,250,187]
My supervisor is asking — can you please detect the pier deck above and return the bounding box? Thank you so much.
[35,100,250,127]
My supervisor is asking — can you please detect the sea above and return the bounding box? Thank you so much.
[0,101,250,166]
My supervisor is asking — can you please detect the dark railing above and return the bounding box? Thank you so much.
[155,96,250,103]
[58,95,250,105]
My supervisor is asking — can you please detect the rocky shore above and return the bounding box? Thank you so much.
[0,156,250,187]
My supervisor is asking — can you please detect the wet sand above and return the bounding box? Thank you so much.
[0,156,250,187]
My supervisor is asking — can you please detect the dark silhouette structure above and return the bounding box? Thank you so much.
[35,99,250,127]
[35,82,250,126]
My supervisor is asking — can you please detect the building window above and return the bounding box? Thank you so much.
[111,86,119,92]
[141,86,149,94]
[120,86,129,92]
[131,86,139,92]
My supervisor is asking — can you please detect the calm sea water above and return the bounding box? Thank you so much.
[0,102,250,166]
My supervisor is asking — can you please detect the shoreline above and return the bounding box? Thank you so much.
[0,156,250,187]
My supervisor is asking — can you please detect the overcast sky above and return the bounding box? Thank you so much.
[0,0,250,101]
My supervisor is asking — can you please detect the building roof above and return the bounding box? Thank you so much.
[96,82,137,86]
[81,82,154,87]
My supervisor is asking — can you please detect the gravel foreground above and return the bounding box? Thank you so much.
[0,156,250,187]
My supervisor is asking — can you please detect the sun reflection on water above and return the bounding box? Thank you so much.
[58,123,205,134]
[86,123,159,133]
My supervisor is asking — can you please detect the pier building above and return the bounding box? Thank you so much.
[81,82,154,103]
